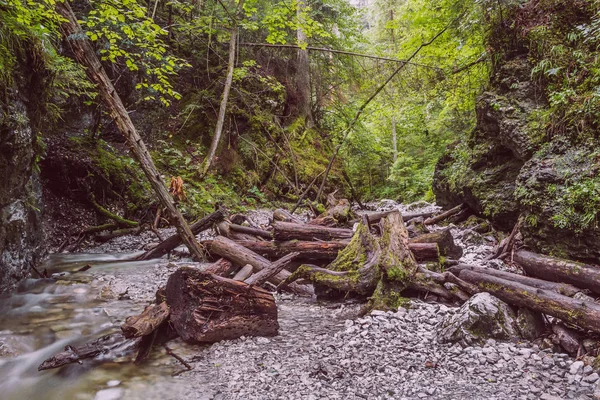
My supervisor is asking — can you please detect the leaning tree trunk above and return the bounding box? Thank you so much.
[57,1,204,261]
[296,0,314,128]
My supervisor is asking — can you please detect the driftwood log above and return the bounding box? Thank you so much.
[459,269,600,333]
[206,236,313,296]
[514,250,600,295]
[448,264,583,297]
[424,204,466,225]
[166,267,279,343]
[121,302,170,338]
[137,209,225,260]
[409,229,462,259]
[273,221,354,241]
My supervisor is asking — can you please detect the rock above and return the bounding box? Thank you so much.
[438,293,519,345]
[570,361,584,375]
[94,388,123,400]
[585,373,600,383]
[516,308,546,340]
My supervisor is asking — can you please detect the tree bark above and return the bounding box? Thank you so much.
[57,1,205,261]
[200,0,244,175]
[514,250,600,295]
[448,264,583,297]
[137,209,224,260]
[206,236,313,296]
[459,269,600,333]
[409,229,462,259]
[273,221,354,241]
[245,252,299,286]
[296,0,313,127]
[121,302,170,338]
[235,239,348,261]
[166,267,278,343]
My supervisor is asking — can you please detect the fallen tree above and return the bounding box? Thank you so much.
[458,269,600,333]
[514,250,600,295]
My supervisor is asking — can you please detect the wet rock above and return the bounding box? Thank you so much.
[438,293,519,345]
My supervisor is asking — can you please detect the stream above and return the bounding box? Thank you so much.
[3,203,562,400]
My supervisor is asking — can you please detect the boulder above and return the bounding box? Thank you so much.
[438,292,519,345]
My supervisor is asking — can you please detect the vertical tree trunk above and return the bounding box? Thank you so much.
[296,0,314,127]
[56,1,205,261]
[200,1,243,176]
[392,115,397,163]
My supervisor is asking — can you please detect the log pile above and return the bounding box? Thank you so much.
[38,200,600,370]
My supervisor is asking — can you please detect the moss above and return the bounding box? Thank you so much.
[368,280,410,311]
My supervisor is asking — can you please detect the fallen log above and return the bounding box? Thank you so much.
[514,250,600,295]
[233,264,254,281]
[459,269,600,333]
[424,204,466,225]
[273,221,353,241]
[448,264,582,297]
[234,238,438,263]
[202,258,234,276]
[38,333,140,371]
[137,209,225,260]
[309,197,353,227]
[273,208,304,223]
[234,239,348,261]
[409,229,462,259]
[408,243,440,262]
[206,236,313,296]
[166,267,279,343]
[121,302,170,338]
[245,252,300,286]
[359,210,435,225]
[229,223,272,240]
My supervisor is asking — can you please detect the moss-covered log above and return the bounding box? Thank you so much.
[459,269,600,333]
[448,264,583,296]
[514,250,600,295]
[409,229,462,259]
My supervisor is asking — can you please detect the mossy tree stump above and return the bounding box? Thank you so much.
[285,211,419,309]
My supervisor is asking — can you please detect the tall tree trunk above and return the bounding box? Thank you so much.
[296,0,314,127]
[392,115,397,163]
[56,1,205,261]
[200,1,243,176]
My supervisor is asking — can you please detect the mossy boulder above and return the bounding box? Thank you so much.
[438,293,519,345]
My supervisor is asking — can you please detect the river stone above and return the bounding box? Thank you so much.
[438,292,519,345]
[516,307,546,340]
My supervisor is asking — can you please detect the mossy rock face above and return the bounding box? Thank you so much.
[438,293,519,345]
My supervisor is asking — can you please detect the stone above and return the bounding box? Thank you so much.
[570,361,584,375]
[516,308,546,340]
[438,293,519,345]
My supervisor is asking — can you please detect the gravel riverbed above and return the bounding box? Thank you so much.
[47,204,600,399]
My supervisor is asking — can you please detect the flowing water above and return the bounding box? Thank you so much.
[0,253,198,400]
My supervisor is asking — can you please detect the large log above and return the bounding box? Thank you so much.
[121,302,170,338]
[137,209,225,260]
[409,229,462,259]
[514,250,600,295]
[166,267,279,343]
[358,210,435,225]
[448,264,582,297]
[234,239,349,261]
[459,269,600,333]
[234,239,438,263]
[206,236,313,296]
[229,223,273,240]
[273,221,353,241]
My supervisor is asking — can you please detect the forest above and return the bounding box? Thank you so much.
[1,0,600,399]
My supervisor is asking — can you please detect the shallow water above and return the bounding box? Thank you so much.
[0,253,189,400]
